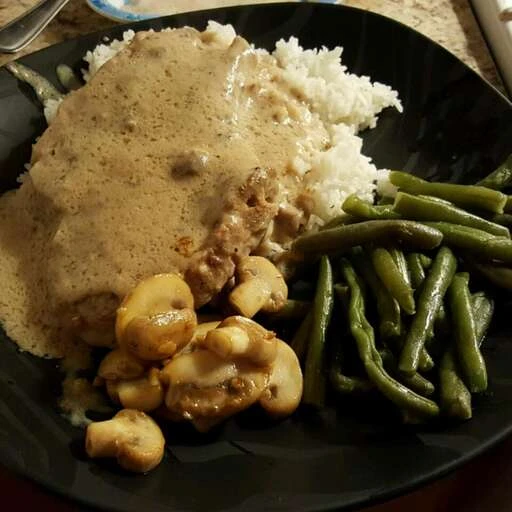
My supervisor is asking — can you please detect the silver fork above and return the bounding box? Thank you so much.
[0,0,71,53]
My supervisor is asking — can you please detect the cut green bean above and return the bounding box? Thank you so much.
[292,220,443,254]
[506,196,512,212]
[491,213,512,227]
[371,247,415,315]
[448,273,487,393]
[329,371,375,394]
[477,154,512,190]
[393,192,509,237]
[439,348,473,420]
[342,194,400,220]
[330,284,374,395]
[382,350,435,397]
[384,329,433,373]
[340,259,439,418]
[438,291,493,419]
[389,171,507,214]
[419,254,433,269]
[407,253,427,290]
[290,311,312,362]
[424,222,512,264]
[56,64,82,91]
[321,213,358,230]
[6,62,63,103]
[377,195,395,205]
[399,247,457,375]
[351,249,401,339]
[389,248,412,286]
[303,256,334,407]
[471,292,494,345]
[334,284,350,303]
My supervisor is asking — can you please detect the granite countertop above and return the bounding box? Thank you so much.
[0,0,501,90]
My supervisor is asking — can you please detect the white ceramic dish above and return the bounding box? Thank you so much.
[86,0,336,22]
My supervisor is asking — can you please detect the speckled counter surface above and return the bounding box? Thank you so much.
[0,0,501,90]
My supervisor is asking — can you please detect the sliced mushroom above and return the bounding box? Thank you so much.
[229,256,288,317]
[85,409,165,473]
[106,369,164,412]
[191,320,221,345]
[116,274,197,361]
[259,340,303,418]
[161,348,269,432]
[201,316,277,366]
[97,349,146,380]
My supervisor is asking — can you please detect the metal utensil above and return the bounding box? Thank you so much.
[0,0,71,53]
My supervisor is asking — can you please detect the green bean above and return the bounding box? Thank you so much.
[377,195,395,205]
[393,192,509,237]
[384,328,433,373]
[471,292,494,344]
[371,247,415,315]
[334,283,349,302]
[419,254,433,269]
[329,371,375,394]
[448,273,487,393]
[424,222,512,264]
[340,259,439,418]
[477,154,512,190]
[5,62,63,103]
[399,247,457,375]
[321,213,358,230]
[303,256,334,407]
[468,260,512,290]
[342,194,400,220]
[382,350,435,397]
[439,349,473,420]
[290,311,312,362]
[491,213,512,227]
[56,64,82,91]
[389,248,412,286]
[505,196,512,212]
[438,292,493,419]
[407,253,427,290]
[351,250,401,339]
[389,171,507,214]
[267,299,310,321]
[329,283,375,395]
[292,220,443,254]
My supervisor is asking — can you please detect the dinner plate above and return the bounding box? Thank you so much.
[1,3,512,512]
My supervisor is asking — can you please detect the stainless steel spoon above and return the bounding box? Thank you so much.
[0,0,71,53]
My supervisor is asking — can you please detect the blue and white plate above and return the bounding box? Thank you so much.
[86,0,337,22]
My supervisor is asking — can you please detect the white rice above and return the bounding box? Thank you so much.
[44,21,401,224]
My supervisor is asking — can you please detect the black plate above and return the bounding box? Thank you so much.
[1,3,512,512]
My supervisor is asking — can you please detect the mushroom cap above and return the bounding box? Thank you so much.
[259,339,303,418]
[106,372,164,412]
[120,308,197,361]
[98,349,146,380]
[232,256,288,314]
[191,320,222,345]
[161,349,269,430]
[204,316,277,366]
[85,409,165,473]
[116,273,195,341]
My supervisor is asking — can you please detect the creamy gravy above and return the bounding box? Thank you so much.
[0,28,327,358]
